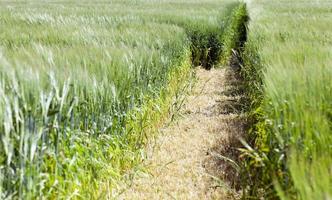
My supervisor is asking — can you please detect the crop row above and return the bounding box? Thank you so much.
[240,0,332,199]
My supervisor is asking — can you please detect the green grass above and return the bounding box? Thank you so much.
[0,0,241,198]
[242,0,332,199]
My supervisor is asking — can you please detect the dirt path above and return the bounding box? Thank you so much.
[119,67,245,200]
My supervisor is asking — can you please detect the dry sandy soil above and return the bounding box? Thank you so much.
[118,67,246,200]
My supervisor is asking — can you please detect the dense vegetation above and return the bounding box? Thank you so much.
[0,0,244,198]
[241,0,332,199]
[1,0,331,199]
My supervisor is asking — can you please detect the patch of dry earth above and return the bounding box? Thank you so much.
[119,67,245,200]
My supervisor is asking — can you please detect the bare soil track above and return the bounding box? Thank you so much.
[119,66,246,200]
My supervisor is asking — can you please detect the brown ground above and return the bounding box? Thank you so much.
[118,67,246,200]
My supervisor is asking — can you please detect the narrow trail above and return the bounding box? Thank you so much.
[119,67,246,200]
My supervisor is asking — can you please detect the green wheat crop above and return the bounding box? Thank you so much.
[243,0,332,199]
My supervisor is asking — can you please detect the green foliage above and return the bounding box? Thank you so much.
[241,0,332,199]
[221,3,249,65]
